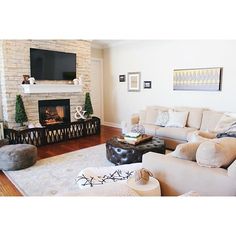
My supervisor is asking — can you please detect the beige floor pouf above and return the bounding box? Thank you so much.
[0,144,37,171]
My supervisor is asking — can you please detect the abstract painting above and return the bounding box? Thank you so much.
[173,67,222,91]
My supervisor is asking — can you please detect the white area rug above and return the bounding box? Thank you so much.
[4,144,114,196]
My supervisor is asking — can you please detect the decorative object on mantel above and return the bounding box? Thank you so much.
[22,75,30,84]
[28,77,36,85]
[0,121,4,140]
[74,106,86,120]
[73,78,79,85]
[73,75,83,85]
[144,81,152,89]
[128,72,141,92]
[84,92,93,118]
[173,67,223,91]
[15,95,28,127]
[134,168,153,185]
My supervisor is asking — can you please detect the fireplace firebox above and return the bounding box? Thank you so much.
[38,99,70,126]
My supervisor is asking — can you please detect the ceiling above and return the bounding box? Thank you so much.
[91,40,125,48]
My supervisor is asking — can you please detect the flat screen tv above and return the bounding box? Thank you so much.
[30,48,76,81]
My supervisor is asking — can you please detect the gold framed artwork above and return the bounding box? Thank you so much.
[173,67,223,91]
[128,72,141,92]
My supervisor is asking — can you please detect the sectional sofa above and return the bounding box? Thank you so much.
[142,152,236,196]
[130,106,224,150]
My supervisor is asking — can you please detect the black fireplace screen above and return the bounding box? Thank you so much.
[38,99,70,125]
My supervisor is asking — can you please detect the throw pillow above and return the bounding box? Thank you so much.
[214,114,236,133]
[155,111,169,127]
[172,142,202,161]
[187,130,216,142]
[165,110,189,128]
[196,137,236,168]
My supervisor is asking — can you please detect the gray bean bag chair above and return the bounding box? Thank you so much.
[0,144,37,171]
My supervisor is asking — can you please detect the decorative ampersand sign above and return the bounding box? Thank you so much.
[74,106,86,120]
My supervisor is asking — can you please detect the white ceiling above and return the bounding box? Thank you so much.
[91,40,125,48]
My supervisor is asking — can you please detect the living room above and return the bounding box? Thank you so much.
[1,1,235,236]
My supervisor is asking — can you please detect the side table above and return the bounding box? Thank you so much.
[127,177,161,196]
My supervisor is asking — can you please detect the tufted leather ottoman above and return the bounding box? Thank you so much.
[106,137,165,165]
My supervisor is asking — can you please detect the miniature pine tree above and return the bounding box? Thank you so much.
[84,92,93,118]
[15,95,28,126]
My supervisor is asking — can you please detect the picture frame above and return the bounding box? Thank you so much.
[128,72,141,92]
[119,75,126,82]
[173,67,223,91]
[144,81,152,89]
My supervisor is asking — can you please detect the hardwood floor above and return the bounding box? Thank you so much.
[0,125,121,196]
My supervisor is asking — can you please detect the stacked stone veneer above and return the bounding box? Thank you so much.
[0,40,91,128]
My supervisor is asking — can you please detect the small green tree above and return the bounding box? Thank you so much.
[15,95,28,126]
[84,92,93,118]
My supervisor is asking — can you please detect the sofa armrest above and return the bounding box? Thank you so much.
[131,113,140,125]
[228,160,236,179]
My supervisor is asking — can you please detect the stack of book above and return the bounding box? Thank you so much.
[123,132,143,144]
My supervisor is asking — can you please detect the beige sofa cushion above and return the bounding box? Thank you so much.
[200,110,223,132]
[156,127,196,141]
[139,106,169,125]
[139,110,146,124]
[142,124,159,136]
[175,107,205,129]
[172,142,202,161]
[196,138,236,168]
[145,108,159,124]
[165,110,189,128]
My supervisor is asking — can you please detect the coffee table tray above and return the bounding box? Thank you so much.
[117,134,153,145]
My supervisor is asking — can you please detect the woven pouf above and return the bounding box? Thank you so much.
[0,144,37,171]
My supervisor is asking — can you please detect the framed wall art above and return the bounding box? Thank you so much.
[144,81,152,89]
[119,75,126,82]
[128,72,141,92]
[173,67,223,91]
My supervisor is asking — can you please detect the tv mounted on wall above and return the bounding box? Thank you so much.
[30,48,76,81]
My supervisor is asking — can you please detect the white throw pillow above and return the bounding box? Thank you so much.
[215,114,236,133]
[165,110,189,128]
[196,137,236,168]
[172,142,202,161]
[155,111,169,127]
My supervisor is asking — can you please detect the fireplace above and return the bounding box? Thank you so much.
[38,99,70,126]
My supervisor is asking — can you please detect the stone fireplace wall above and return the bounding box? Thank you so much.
[0,40,91,128]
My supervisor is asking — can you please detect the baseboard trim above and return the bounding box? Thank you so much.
[103,122,121,128]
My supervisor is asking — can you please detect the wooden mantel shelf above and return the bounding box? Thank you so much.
[21,84,82,94]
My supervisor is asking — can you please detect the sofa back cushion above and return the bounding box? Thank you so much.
[174,107,205,129]
[200,110,224,132]
[196,137,236,168]
[140,106,169,125]
[145,107,159,124]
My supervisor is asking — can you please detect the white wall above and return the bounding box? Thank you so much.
[103,40,236,125]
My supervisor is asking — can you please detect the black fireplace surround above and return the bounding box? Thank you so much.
[38,99,70,126]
